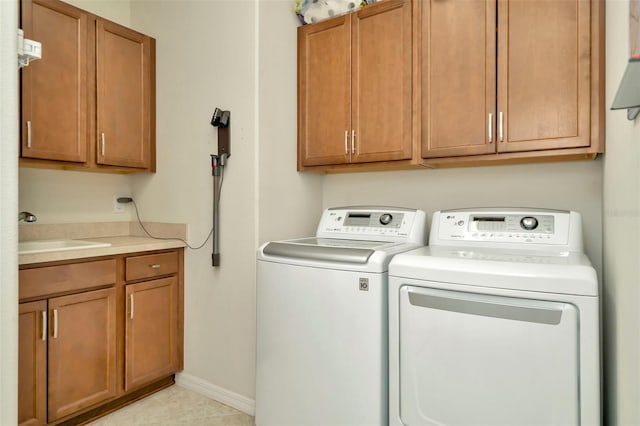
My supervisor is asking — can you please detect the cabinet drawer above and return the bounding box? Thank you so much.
[19,259,116,301]
[126,251,178,281]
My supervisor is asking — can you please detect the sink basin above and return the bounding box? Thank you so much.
[19,239,112,255]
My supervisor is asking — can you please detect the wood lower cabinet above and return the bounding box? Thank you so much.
[125,277,179,391]
[124,251,181,392]
[47,288,117,422]
[18,248,183,425]
[298,0,412,170]
[18,301,47,426]
[18,289,117,426]
[19,0,156,173]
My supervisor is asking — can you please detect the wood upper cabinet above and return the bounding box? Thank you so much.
[47,288,117,422]
[421,0,603,161]
[420,0,496,158]
[298,0,412,169]
[19,0,156,173]
[19,301,47,426]
[298,15,351,167]
[497,0,591,152]
[20,0,88,163]
[125,277,179,391]
[96,20,153,169]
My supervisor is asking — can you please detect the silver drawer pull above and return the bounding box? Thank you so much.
[27,121,32,148]
[101,132,106,156]
[344,130,348,155]
[41,311,47,341]
[53,309,58,339]
[150,264,161,269]
[130,294,134,320]
[351,129,355,154]
[488,113,493,143]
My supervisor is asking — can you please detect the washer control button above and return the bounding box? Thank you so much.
[380,213,393,225]
[520,216,539,230]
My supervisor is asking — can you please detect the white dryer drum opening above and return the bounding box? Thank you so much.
[399,285,580,426]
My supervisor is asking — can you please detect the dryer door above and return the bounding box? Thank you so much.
[399,285,579,426]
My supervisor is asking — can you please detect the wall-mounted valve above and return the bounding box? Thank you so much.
[210,108,231,267]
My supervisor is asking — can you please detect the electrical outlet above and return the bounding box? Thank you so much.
[113,195,127,213]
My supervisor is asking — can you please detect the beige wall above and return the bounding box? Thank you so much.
[127,0,323,405]
[323,161,604,280]
[603,1,640,424]
[0,1,20,423]
[65,0,130,24]
[19,169,132,223]
[257,0,323,245]
[130,0,260,402]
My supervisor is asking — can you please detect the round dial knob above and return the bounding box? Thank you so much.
[379,213,393,225]
[520,216,539,230]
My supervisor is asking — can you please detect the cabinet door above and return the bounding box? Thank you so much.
[21,0,88,163]
[421,0,496,158]
[352,0,412,163]
[298,15,351,167]
[96,20,152,169]
[497,0,591,152]
[125,277,178,391]
[18,301,47,426]
[47,288,117,422]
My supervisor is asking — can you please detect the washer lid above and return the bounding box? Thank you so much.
[262,238,396,264]
[389,246,598,296]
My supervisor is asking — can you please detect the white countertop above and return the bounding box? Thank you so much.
[19,236,186,265]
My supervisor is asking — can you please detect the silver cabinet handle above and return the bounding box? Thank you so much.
[41,311,47,341]
[150,264,161,269]
[488,113,493,143]
[101,132,106,156]
[27,121,32,148]
[498,112,504,142]
[130,294,134,320]
[351,130,355,154]
[53,309,58,339]
[344,130,348,155]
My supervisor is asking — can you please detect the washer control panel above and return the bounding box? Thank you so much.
[317,207,427,244]
[434,209,575,246]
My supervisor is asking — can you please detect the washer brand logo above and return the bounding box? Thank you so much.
[359,278,369,291]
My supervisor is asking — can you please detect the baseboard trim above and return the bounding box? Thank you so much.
[175,372,255,416]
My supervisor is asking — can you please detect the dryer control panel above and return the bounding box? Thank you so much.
[316,206,427,245]
[431,208,584,252]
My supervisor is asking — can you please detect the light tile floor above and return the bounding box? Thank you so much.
[87,385,255,426]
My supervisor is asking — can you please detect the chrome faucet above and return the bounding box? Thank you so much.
[18,211,37,223]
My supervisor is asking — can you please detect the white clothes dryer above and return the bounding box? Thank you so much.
[256,206,427,426]
[389,208,600,426]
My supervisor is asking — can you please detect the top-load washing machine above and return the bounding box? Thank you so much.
[256,206,427,426]
[388,208,600,426]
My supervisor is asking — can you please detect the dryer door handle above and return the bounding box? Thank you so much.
[406,287,566,325]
